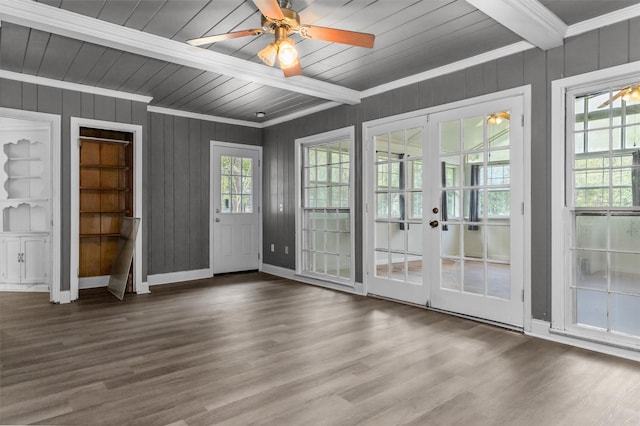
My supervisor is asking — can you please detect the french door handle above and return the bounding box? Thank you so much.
[429,220,439,228]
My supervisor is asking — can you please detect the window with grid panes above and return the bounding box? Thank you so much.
[301,138,352,282]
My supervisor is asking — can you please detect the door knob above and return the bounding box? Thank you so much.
[429,220,439,228]
[215,218,221,222]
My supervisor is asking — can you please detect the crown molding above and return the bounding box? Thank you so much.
[147,106,262,128]
[0,0,361,106]
[261,101,341,127]
[565,4,640,38]
[465,0,566,50]
[0,69,153,103]
[361,41,535,99]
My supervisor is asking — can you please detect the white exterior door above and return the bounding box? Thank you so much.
[211,143,261,274]
[365,117,429,304]
[428,97,525,327]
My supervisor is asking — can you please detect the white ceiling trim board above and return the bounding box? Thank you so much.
[361,41,535,99]
[261,101,341,127]
[465,0,566,50]
[565,3,640,38]
[0,0,361,105]
[147,106,262,129]
[0,69,154,103]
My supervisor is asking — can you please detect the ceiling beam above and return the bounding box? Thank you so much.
[0,0,361,105]
[465,0,567,50]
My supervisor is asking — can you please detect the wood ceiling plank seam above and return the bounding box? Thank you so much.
[96,0,142,26]
[172,1,240,42]
[21,28,52,76]
[196,81,266,114]
[150,68,208,104]
[59,0,106,18]
[181,77,253,111]
[314,5,482,70]
[310,9,489,81]
[295,0,458,68]
[0,24,31,74]
[325,18,510,88]
[153,70,211,105]
[168,0,215,40]
[170,74,232,110]
[62,42,105,84]
[136,62,181,93]
[137,0,169,33]
[115,57,151,91]
[80,48,125,87]
[93,50,125,87]
[121,0,167,31]
[98,52,154,92]
[141,0,212,40]
[117,57,164,93]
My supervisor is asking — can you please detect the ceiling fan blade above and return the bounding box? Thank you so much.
[282,60,303,78]
[253,0,284,20]
[597,86,629,108]
[187,29,262,46]
[299,25,375,48]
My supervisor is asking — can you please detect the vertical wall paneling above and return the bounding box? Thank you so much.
[94,95,116,122]
[598,22,629,69]
[0,79,22,109]
[163,115,175,272]
[445,70,466,103]
[22,83,38,112]
[37,86,62,114]
[115,98,132,124]
[188,119,202,270]
[465,64,485,99]
[81,92,94,119]
[564,32,599,77]
[131,101,148,279]
[149,113,165,273]
[201,121,215,268]
[631,17,640,61]
[482,61,499,93]
[418,79,434,109]
[497,53,525,91]
[173,116,190,271]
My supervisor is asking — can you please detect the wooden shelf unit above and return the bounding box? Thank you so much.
[78,129,133,278]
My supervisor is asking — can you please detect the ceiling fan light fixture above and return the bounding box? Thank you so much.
[277,38,298,68]
[258,42,278,67]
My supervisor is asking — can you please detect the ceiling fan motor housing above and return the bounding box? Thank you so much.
[261,7,300,34]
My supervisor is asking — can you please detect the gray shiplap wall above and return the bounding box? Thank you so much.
[262,18,640,321]
[147,113,261,275]
[0,78,148,291]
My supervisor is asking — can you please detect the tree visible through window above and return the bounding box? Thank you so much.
[220,155,253,213]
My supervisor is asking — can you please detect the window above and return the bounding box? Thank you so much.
[296,128,354,284]
[220,155,253,213]
[555,77,640,344]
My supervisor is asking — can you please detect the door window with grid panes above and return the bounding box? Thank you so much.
[220,155,253,213]
[298,130,354,284]
[567,82,640,340]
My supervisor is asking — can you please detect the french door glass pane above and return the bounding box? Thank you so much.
[440,111,512,299]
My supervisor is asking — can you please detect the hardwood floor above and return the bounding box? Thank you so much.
[1,272,639,425]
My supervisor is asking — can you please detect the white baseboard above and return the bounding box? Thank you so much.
[147,269,212,286]
[0,283,49,292]
[79,276,109,289]
[261,264,365,296]
[527,319,640,362]
[137,281,150,294]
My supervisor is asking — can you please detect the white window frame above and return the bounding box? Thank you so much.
[551,61,640,351]
[295,126,355,287]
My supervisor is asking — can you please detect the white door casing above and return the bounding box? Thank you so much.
[210,142,262,275]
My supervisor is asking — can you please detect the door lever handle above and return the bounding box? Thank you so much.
[429,220,439,228]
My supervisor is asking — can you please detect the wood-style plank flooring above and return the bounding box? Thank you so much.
[1,272,639,425]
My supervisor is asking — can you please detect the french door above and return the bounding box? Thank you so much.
[210,143,261,274]
[365,96,525,327]
[428,98,525,326]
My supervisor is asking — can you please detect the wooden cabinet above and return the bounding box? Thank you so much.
[78,131,133,277]
[1,120,51,291]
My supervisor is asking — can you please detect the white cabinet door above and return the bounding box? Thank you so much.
[22,237,48,283]
[0,237,22,283]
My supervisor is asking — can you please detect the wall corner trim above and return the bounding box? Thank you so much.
[0,70,153,103]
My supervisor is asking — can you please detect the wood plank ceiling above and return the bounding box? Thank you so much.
[1,0,639,123]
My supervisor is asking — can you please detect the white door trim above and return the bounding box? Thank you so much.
[0,107,60,303]
[362,85,531,330]
[209,141,263,276]
[70,118,144,301]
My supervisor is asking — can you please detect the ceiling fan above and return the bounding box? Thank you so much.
[597,84,640,108]
[186,0,375,77]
